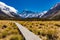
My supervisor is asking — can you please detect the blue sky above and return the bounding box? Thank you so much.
[0,0,60,12]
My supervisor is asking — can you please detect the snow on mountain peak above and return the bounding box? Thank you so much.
[19,10,47,18]
[43,11,47,13]
[0,2,18,17]
[51,2,60,9]
[0,2,18,13]
[40,11,47,16]
[0,2,48,18]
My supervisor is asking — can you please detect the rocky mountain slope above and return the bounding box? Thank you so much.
[41,3,60,19]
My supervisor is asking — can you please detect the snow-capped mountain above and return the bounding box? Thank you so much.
[1,1,60,20]
[41,2,60,19]
[0,2,47,19]
[0,2,21,20]
[0,2,18,17]
[19,10,47,18]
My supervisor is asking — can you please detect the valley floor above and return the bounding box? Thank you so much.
[0,20,60,40]
[18,21,60,40]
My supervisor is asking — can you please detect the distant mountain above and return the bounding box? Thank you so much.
[19,10,47,18]
[41,2,60,19]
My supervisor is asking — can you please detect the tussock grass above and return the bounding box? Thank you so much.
[0,20,24,40]
[18,21,60,40]
[0,20,60,40]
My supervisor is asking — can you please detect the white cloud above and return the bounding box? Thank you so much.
[0,2,18,13]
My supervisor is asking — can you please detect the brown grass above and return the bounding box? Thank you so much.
[0,20,24,40]
[18,21,60,40]
[0,20,60,40]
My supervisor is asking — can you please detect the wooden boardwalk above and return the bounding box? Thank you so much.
[15,22,42,40]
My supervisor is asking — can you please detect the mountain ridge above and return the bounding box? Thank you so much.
[41,2,60,20]
[0,2,60,20]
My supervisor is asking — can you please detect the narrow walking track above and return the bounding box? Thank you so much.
[14,22,42,40]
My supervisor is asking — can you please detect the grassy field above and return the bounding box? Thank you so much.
[0,20,60,40]
[0,20,24,40]
[18,21,60,40]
